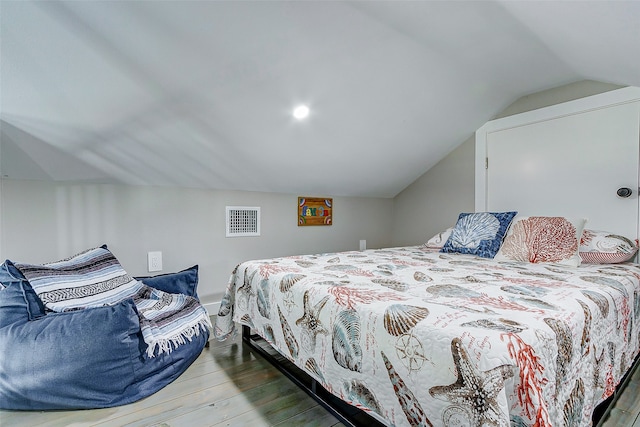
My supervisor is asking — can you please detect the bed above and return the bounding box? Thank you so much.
[214,88,640,426]
[214,233,640,426]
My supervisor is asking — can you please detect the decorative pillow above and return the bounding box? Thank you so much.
[136,265,199,299]
[12,245,141,312]
[0,280,31,329]
[0,261,46,321]
[579,229,638,264]
[0,298,142,410]
[424,228,453,249]
[441,211,517,258]
[495,216,586,266]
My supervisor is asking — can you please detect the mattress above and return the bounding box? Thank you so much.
[214,246,640,427]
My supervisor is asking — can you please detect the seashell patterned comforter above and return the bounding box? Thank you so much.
[214,246,640,427]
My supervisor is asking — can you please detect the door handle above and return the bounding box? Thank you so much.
[617,187,633,198]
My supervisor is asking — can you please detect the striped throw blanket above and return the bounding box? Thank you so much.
[15,246,211,357]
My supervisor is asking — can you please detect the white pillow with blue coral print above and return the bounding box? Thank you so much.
[441,211,517,258]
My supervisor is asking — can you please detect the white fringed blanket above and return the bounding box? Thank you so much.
[15,246,211,357]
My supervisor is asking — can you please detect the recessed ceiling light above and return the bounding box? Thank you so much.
[293,105,310,120]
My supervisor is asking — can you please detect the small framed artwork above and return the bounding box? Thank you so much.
[298,197,332,226]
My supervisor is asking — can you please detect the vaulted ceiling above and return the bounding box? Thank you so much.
[2,1,639,197]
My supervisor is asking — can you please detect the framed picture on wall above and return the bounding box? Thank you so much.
[298,197,332,226]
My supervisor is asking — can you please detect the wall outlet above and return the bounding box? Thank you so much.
[148,251,163,272]
[359,240,366,251]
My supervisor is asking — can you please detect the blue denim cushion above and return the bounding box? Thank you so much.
[0,277,30,329]
[129,321,209,400]
[441,211,518,258]
[0,261,45,325]
[0,291,209,410]
[136,265,199,299]
[0,258,208,410]
[0,298,141,409]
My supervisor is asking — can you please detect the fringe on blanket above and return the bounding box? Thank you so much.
[142,316,212,358]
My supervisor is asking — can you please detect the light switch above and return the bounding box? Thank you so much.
[148,251,162,272]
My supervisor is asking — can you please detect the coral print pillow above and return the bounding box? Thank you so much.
[495,216,586,267]
[579,229,638,264]
[441,211,517,258]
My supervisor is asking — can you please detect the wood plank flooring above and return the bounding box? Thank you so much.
[2,326,640,427]
[0,331,344,427]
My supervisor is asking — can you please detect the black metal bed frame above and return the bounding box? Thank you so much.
[241,325,385,427]
[241,324,640,427]
[593,351,640,427]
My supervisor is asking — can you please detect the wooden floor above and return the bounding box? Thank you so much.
[0,331,345,427]
[2,328,640,427]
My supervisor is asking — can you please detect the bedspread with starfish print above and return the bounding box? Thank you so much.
[214,246,640,427]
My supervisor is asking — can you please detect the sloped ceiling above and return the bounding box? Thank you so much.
[1,1,639,198]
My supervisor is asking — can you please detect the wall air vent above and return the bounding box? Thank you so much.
[225,206,261,237]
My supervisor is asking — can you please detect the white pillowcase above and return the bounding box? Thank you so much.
[580,229,638,264]
[423,228,453,249]
[494,216,586,267]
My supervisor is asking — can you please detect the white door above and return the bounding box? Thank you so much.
[479,94,640,240]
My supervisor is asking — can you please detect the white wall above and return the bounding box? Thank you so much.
[391,139,475,246]
[1,80,626,309]
[391,80,625,247]
[0,179,393,307]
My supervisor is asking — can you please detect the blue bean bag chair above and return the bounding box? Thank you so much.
[0,252,210,410]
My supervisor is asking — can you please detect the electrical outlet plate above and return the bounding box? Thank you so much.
[148,251,163,272]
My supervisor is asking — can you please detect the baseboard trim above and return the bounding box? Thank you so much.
[203,301,220,317]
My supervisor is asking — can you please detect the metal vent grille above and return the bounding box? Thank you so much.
[226,206,261,237]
